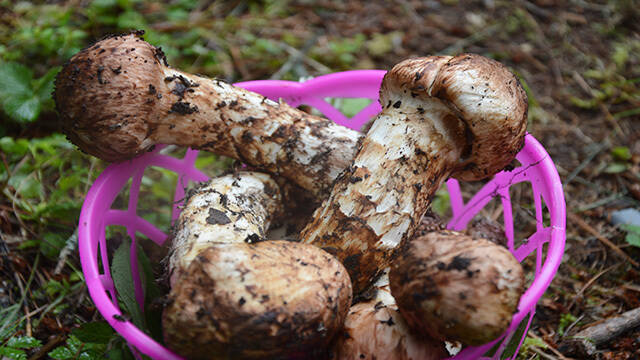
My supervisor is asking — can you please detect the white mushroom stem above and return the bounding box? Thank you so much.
[168,171,283,284]
[301,54,528,294]
[333,270,447,360]
[54,32,361,197]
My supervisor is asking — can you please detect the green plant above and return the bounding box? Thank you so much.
[0,63,59,126]
[312,34,366,69]
[569,38,640,114]
[111,237,163,341]
[0,336,42,360]
[557,313,578,336]
[47,321,138,360]
[621,224,640,248]
[48,335,108,360]
[431,187,451,217]
[518,335,548,357]
[603,145,633,174]
[0,134,101,260]
[2,4,87,64]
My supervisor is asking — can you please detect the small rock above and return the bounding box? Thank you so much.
[611,208,640,227]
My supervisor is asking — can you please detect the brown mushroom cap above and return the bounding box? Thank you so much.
[54,31,166,161]
[163,240,353,359]
[389,231,525,346]
[381,54,528,181]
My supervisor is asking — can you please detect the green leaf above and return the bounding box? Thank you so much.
[337,98,372,118]
[105,348,126,360]
[3,94,41,123]
[72,321,115,344]
[138,246,163,342]
[105,337,135,360]
[604,162,628,174]
[8,172,42,199]
[613,107,640,120]
[37,201,82,222]
[116,11,147,30]
[569,95,598,109]
[0,346,27,360]
[58,175,82,192]
[483,312,532,358]
[622,224,640,248]
[48,345,74,360]
[365,31,403,57]
[48,335,107,360]
[626,232,640,247]
[33,66,60,104]
[431,187,451,217]
[612,43,629,69]
[6,336,42,349]
[41,232,66,259]
[111,238,146,331]
[523,335,548,348]
[0,62,33,98]
[17,239,39,250]
[0,137,29,156]
[611,146,632,161]
[558,313,578,336]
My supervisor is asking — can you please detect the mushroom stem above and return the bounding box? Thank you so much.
[54,32,361,197]
[168,171,284,283]
[301,54,528,294]
[163,171,353,359]
[333,270,448,360]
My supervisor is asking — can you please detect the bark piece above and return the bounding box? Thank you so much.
[559,307,640,357]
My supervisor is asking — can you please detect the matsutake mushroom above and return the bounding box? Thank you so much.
[301,54,528,294]
[333,270,448,360]
[163,172,352,359]
[53,31,360,197]
[389,230,524,346]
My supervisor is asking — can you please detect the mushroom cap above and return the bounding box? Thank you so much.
[54,31,168,161]
[380,54,528,181]
[162,240,353,359]
[389,231,525,346]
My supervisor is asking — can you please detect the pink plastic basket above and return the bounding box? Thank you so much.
[78,70,566,359]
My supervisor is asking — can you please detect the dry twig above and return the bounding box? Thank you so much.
[568,212,639,267]
[559,307,640,357]
[528,331,574,360]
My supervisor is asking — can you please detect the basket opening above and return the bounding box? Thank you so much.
[534,240,551,277]
[136,166,179,234]
[507,181,538,250]
[111,178,133,212]
[485,310,535,360]
[424,182,451,220]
